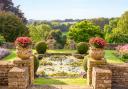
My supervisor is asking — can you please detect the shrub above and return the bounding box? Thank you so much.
[77,42,89,54]
[33,55,39,77]
[0,48,10,59]
[35,41,47,54]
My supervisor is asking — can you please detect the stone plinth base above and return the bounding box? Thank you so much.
[8,67,29,89]
[92,67,112,89]
[13,58,34,85]
[87,57,107,85]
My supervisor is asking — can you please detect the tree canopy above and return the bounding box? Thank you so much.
[28,23,52,42]
[105,11,128,43]
[0,12,29,42]
[0,0,27,23]
[68,20,103,43]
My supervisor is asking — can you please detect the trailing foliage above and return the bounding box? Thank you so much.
[33,55,39,77]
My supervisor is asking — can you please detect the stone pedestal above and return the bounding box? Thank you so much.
[87,57,107,85]
[8,67,29,89]
[13,58,34,85]
[92,67,112,89]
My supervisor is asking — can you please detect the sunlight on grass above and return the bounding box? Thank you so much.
[3,49,124,64]
[47,49,76,53]
[105,50,124,63]
[3,49,16,61]
[34,78,86,85]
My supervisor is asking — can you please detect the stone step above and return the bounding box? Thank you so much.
[29,85,93,89]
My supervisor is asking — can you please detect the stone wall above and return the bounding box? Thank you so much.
[87,57,128,89]
[0,61,14,86]
[0,57,34,89]
[108,63,128,87]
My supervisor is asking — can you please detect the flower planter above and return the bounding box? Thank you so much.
[15,37,32,60]
[89,47,105,60]
[16,46,32,60]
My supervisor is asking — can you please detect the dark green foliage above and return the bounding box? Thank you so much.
[0,0,27,23]
[77,42,89,54]
[35,41,47,54]
[33,55,39,77]
[68,20,103,43]
[89,18,109,30]
[47,30,66,48]
[0,12,29,42]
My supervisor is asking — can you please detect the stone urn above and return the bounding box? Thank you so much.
[89,47,105,60]
[16,46,32,60]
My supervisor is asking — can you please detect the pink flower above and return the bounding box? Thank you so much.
[15,37,32,48]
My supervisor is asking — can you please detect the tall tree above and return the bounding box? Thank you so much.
[106,11,128,43]
[0,0,27,23]
[68,20,103,43]
[0,12,29,42]
[28,24,52,42]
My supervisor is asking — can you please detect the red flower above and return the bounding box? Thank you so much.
[89,37,106,48]
[15,37,32,48]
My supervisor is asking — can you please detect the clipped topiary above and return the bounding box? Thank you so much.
[77,42,89,54]
[35,41,47,54]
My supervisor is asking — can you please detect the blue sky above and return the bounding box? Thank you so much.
[13,0,128,20]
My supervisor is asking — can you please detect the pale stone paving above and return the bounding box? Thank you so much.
[29,85,93,89]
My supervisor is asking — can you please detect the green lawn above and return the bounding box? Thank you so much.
[47,49,76,53]
[34,78,86,85]
[105,50,124,63]
[3,49,124,64]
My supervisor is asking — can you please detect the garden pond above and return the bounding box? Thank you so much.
[37,55,85,78]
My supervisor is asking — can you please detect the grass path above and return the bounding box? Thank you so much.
[34,78,86,85]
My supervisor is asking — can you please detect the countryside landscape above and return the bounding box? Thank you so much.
[0,0,128,89]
